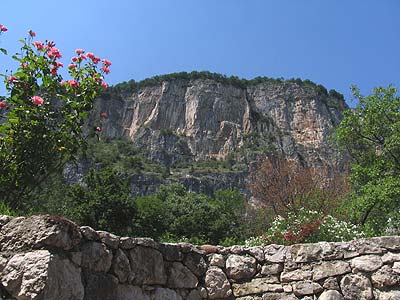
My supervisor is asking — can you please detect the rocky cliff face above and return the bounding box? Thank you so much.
[92,78,346,168]
[82,76,348,196]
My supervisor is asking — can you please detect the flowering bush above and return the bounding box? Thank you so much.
[245,208,365,246]
[0,27,110,209]
[385,209,400,236]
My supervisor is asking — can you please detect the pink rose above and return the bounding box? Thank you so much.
[56,62,64,68]
[31,96,44,106]
[93,57,100,64]
[0,25,7,32]
[50,67,57,76]
[21,63,28,68]
[71,56,78,62]
[68,64,76,69]
[0,101,7,108]
[102,59,112,67]
[7,76,17,83]
[47,47,62,59]
[75,49,84,55]
[33,41,45,50]
[101,66,110,74]
[80,54,87,60]
[68,80,79,87]
[101,81,108,89]
[28,30,36,37]
[86,52,95,59]
[95,126,102,132]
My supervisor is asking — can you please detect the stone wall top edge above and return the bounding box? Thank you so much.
[1,214,400,257]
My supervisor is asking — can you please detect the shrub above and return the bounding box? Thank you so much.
[245,208,365,246]
[0,27,110,210]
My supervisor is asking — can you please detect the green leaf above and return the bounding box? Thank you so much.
[0,48,7,55]
[79,111,88,119]
[8,118,19,124]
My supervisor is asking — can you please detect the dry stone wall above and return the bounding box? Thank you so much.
[1,215,400,300]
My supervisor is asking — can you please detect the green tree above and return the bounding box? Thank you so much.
[156,184,220,244]
[212,189,246,243]
[133,195,169,239]
[335,86,400,234]
[133,184,247,245]
[63,168,137,235]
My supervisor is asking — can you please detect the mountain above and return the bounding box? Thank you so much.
[73,72,348,196]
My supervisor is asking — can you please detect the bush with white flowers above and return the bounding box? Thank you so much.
[245,208,365,246]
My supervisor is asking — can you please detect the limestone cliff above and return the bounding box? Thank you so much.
[91,75,347,169]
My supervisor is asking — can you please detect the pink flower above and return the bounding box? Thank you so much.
[71,56,78,62]
[101,81,108,89]
[21,63,28,68]
[80,54,87,60]
[28,30,36,37]
[7,76,17,83]
[33,41,45,50]
[60,80,67,85]
[95,126,102,132]
[86,52,95,59]
[100,112,108,118]
[102,58,112,67]
[56,62,64,68]
[0,25,7,32]
[47,47,62,59]
[68,80,79,87]
[101,66,110,74]
[68,64,76,69]
[31,96,44,106]
[50,67,57,76]
[93,56,100,64]
[0,101,7,108]
[75,49,84,55]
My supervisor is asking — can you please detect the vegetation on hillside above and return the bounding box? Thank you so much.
[8,135,262,245]
[19,167,259,245]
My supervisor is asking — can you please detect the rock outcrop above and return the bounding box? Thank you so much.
[80,76,348,196]
[93,77,347,168]
[2,214,400,300]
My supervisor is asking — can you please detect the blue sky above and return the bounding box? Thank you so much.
[1,0,399,104]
